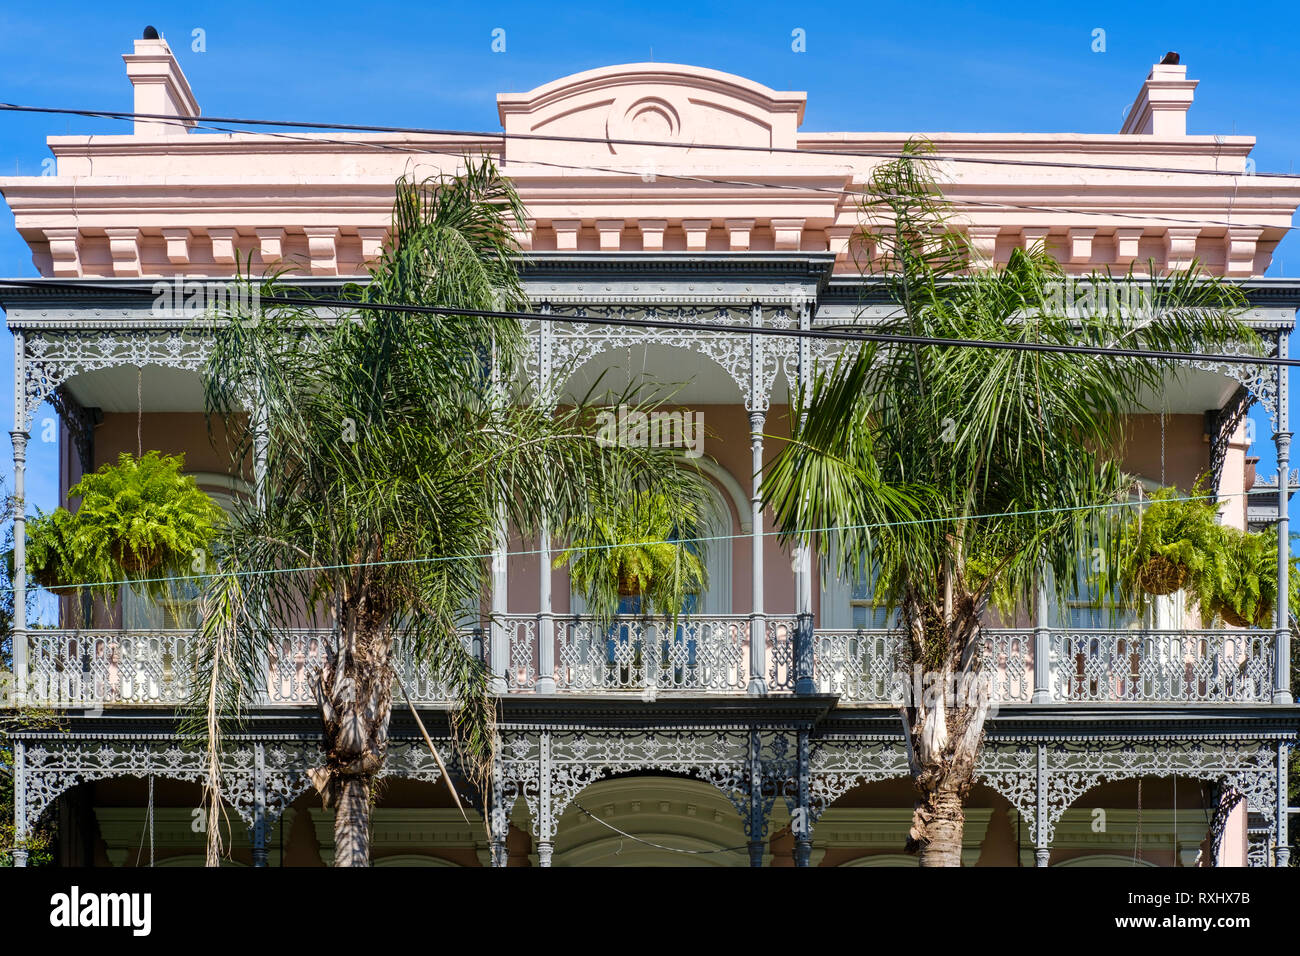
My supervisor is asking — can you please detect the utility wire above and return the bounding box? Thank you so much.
[572,802,750,855]
[0,278,1292,369]
[1,488,1264,596]
[1,103,1297,235]
[4,101,1298,180]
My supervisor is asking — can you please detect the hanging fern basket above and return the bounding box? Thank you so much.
[1134,554,1189,596]
[110,540,165,574]
[1214,603,1253,628]
[1210,597,1271,629]
[30,561,67,591]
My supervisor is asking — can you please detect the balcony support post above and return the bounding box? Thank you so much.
[489,335,508,694]
[535,306,556,694]
[10,331,28,707]
[536,730,554,867]
[1273,332,1292,704]
[9,430,28,708]
[1032,574,1052,704]
[793,728,813,866]
[746,728,765,866]
[536,528,556,694]
[791,296,815,696]
[489,748,509,867]
[490,509,509,693]
[747,406,768,696]
[11,740,27,867]
[1034,743,1050,866]
[1277,741,1291,867]
[251,741,269,867]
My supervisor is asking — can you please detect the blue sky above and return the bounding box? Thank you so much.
[0,0,1297,521]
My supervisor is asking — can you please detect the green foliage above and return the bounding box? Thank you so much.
[0,488,56,866]
[1117,482,1221,599]
[188,157,702,860]
[25,451,222,602]
[1115,481,1281,628]
[1193,523,1279,627]
[555,490,709,623]
[764,139,1253,658]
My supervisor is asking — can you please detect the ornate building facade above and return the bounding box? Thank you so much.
[3,35,1300,866]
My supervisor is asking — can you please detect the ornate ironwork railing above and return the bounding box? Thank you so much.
[1051,629,1272,703]
[811,627,1036,704]
[805,627,1271,705]
[24,627,484,708]
[811,628,903,702]
[26,629,196,707]
[540,614,796,694]
[20,623,1275,707]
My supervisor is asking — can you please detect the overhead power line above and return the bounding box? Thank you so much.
[3,101,1298,180]
[2,489,1261,597]
[0,277,1292,369]
[1,103,1298,235]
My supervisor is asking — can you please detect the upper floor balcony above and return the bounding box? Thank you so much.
[19,612,1278,710]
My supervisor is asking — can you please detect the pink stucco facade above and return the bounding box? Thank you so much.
[4,36,1299,869]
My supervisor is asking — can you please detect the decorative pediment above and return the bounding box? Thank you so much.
[497,63,807,164]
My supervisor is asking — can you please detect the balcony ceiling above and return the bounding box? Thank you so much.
[55,343,1245,416]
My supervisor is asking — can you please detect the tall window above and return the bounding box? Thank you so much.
[821,534,897,629]
[1057,555,1140,628]
[850,565,897,629]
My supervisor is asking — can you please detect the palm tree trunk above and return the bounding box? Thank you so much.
[316,616,394,867]
[903,592,990,867]
[333,774,372,867]
[916,776,971,867]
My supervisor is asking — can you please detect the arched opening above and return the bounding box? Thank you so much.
[306,776,490,867]
[551,773,749,867]
[1048,775,1228,868]
[796,777,1020,867]
[41,777,252,867]
[557,343,751,621]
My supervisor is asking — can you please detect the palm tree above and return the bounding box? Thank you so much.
[763,143,1254,866]
[186,157,701,866]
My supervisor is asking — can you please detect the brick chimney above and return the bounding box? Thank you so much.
[122,33,200,135]
[1120,60,1197,135]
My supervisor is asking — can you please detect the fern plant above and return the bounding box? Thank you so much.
[1193,524,1279,627]
[555,490,708,624]
[1118,482,1221,597]
[26,451,223,602]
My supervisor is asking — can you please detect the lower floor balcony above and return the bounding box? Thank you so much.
[18,613,1279,708]
[8,709,1295,867]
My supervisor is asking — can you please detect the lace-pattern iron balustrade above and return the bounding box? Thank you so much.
[528,305,801,413]
[17,327,216,432]
[24,627,485,708]
[494,727,765,858]
[12,733,465,852]
[508,614,798,694]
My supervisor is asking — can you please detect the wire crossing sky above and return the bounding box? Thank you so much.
[0,489,1257,596]
[0,0,1296,548]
